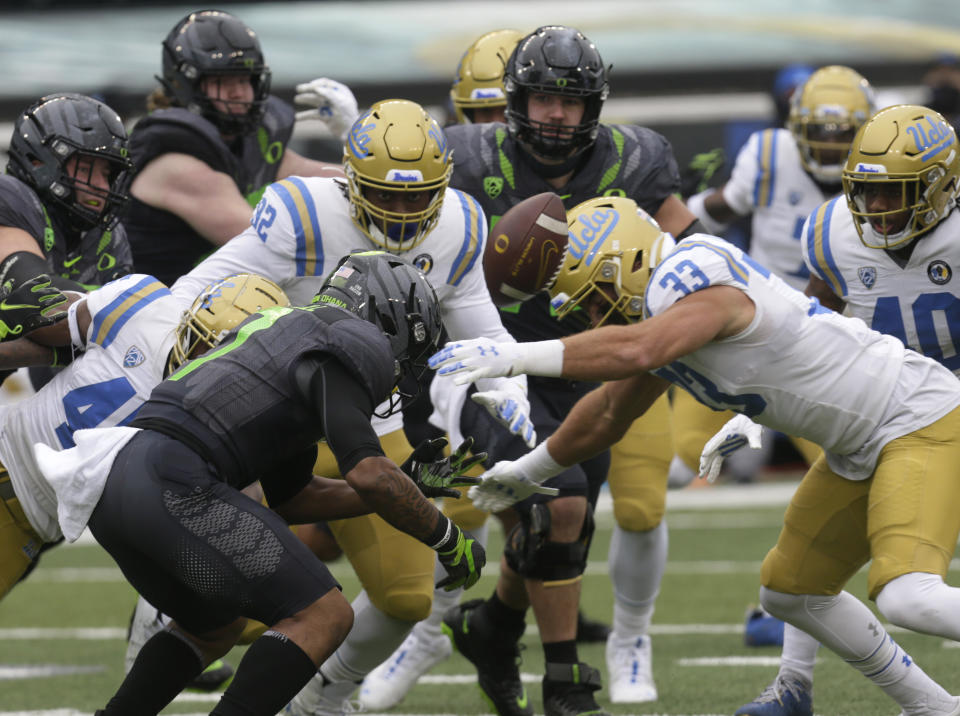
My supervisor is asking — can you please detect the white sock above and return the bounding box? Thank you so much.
[778,622,819,683]
[609,521,667,637]
[415,523,490,641]
[761,587,957,713]
[876,572,960,640]
[321,590,415,681]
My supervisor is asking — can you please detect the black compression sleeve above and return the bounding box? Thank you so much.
[298,355,384,475]
[676,219,708,240]
[0,251,85,292]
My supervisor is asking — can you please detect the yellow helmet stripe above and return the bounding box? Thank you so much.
[752,129,778,208]
[447,189,484,286]
[273,178,324,277]
[92,276,170,348]
[803,197,847,298]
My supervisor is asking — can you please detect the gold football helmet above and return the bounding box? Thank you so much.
[787,65,876,184]
[842,104,960,249]
[343,99,453,251]
[169,273,290,372]
[550,196,675,327]
[450,29,524,124]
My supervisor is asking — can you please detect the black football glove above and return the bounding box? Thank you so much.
[0,275,68,341]
[401,436,486,499]
[436,525,486,591]
[679,147,726,199]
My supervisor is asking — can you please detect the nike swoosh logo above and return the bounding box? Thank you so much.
[0,301,33,310]
[62,256,83,268]
[516,689,528,709]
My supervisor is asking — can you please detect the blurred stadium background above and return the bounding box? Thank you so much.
[1,0,958,172]
[2,2,960,714]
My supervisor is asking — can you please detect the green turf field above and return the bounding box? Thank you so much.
[2,481,957,715]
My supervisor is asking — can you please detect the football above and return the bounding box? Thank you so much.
[483,192,568,307]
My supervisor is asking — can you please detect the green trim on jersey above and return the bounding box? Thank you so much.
[168,305,294,381]
[596,127,625,195]
[496,127,516,191]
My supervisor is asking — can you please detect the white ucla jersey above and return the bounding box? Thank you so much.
[803,198,960,377]
[172,175,510,435]
[644,235,960,479]
[723,128,833,290]
[0,275,178,540]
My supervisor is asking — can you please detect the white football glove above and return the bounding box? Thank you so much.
[467,459,560,512]
[294,77,360,141]
[472,381,536,448]
[429,339,527,384]
[698,414,764,483]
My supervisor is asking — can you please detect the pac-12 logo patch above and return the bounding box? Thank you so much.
[123,345,146,367]
[928,260,952,285]
[858,266,877,289]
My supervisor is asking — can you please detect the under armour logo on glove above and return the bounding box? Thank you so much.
[429,339,524,384]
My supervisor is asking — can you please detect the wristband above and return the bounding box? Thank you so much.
[518,339,564,378]
[67,298,86,351]
[686,190,730,236]
[425,514,457,551]
[512,440,566,484]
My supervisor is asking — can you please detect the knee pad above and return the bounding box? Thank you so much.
[503,504,595,585]
[378,590,433,623]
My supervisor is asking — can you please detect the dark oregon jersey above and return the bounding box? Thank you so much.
[444,122,681,342]
[125,96,295,285]
[0,175,132,288]
[133,304,395,489]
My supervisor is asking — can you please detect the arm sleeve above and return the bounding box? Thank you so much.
[722,131,768,216]
[299,354,385,475]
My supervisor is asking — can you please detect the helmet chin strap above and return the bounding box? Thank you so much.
[518,142,592,179]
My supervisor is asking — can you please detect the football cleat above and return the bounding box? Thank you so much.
[575,609,611,644]
[442,598,532,716]
[744,606,786,647]
[734,673,813,716]
[605,632,657,703]
[188,659,234,692]
[283,674,359,716]
[542,661,611,716]
[358,624,453,709]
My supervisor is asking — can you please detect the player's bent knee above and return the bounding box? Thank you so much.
[612,496,665,532]
[237,618,268,645]
[377,591,433,623]
[875,573,951,634]
[758,586,808,622]
[504,503,595,585]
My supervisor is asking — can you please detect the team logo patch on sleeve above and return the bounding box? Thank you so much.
[857,266,877,289]
[928,260,952,285]
[123,345,146,367]
[483,176,503,199]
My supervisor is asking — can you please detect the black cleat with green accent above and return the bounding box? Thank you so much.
[186,658,234,692]
[442,599,532,716]
[542,661,611,716]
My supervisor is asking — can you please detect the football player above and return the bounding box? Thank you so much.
[125,9,352,285]
[448,29,524,125]
[413,26,707,715]
[30,253,484,716]
[144,98,532,715]
[0,272,286,603]
[730,104,960,716]
[677,66,877,483]
[432,196,960,716]
[2,93,133,295]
